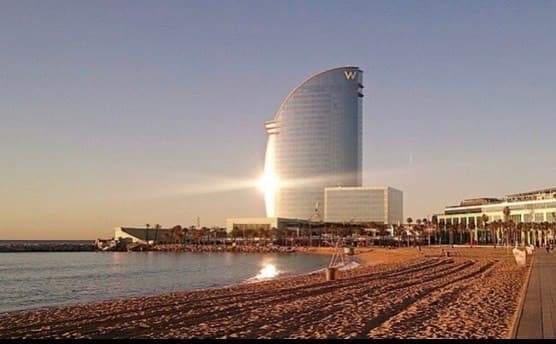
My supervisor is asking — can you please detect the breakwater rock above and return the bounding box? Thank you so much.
[0,242,95,252]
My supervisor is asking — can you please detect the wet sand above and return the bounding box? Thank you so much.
[0,246,530,339]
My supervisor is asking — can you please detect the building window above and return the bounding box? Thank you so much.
[510,214,521,223]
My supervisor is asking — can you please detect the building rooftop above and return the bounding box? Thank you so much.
[459,198,502,206]
[446,187,556,209]
[504,187,556,201]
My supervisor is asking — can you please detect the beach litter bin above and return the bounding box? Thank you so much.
[325,267,337,281]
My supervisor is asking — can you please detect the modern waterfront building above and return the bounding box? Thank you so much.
[114,227,173,244]
[436,187,556,228]
[262,66,364,220]
[324,186,403,225]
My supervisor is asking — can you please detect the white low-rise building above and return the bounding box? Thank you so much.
[436,187,556,227]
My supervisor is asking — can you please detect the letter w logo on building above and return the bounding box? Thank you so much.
[344,70,357,80]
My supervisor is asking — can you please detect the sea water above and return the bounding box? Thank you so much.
[0,250,331,313]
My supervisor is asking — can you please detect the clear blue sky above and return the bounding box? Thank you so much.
[2,0,555,239]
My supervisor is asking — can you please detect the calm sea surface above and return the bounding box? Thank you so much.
[0,248,331,314]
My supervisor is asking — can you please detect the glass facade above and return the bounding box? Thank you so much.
[387,187,404,224]
[323,187,403,224]
[264,67,363,219]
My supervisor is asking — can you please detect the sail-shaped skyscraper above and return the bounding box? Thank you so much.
[262,66,364,219]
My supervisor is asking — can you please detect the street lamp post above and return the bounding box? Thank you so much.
[309,200,322,248]
[309,221,312,247]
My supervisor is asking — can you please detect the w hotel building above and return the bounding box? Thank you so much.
[263,66,364,220]
[227,67,403,232]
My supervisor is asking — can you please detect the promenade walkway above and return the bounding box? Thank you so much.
[515,249,556,339]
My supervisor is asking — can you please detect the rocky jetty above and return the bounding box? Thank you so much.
[0,242,95,252]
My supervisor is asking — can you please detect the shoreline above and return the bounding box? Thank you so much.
[0,247,530,339]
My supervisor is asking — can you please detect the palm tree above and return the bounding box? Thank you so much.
[257,227,267,243]
[444,223,450,245]
[547,222,556,247]
[161,231,170,244]
[524,222,532,246]
[145,224,150,245]
[194,228,204,244]
[200,227,209,243]
[541,222,549,246]
[532,223,539,247]
[231,227,241,241]
[181,227,189,244]
[376,224,385,246]
[468,223,476,246]
[458,222,466,245]
[269,227,278,244]
[208,228,217,244]
[489,221,497,248]
[516,222,523,246]
[171,225,183,243]
[393,225,402,246]
[153,224,161,243]
[153,224,161,244]
[502,206,511,246]
[509,220,516,246]
[430,216,438,245]
[480,214,489,244]
[246,228,256,244]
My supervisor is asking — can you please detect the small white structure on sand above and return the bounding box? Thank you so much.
[512,247,527,267]
[525,244,535,255]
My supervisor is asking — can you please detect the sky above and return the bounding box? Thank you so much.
[1,0,556,239]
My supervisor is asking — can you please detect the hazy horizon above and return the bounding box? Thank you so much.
[2,0,556,239]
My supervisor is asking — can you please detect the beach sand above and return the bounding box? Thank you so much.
[0,246,530,339]
[299,245,424,266]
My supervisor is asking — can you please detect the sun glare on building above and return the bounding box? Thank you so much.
[257,173,279,194]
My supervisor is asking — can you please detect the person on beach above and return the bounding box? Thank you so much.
[546,243,550,254]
